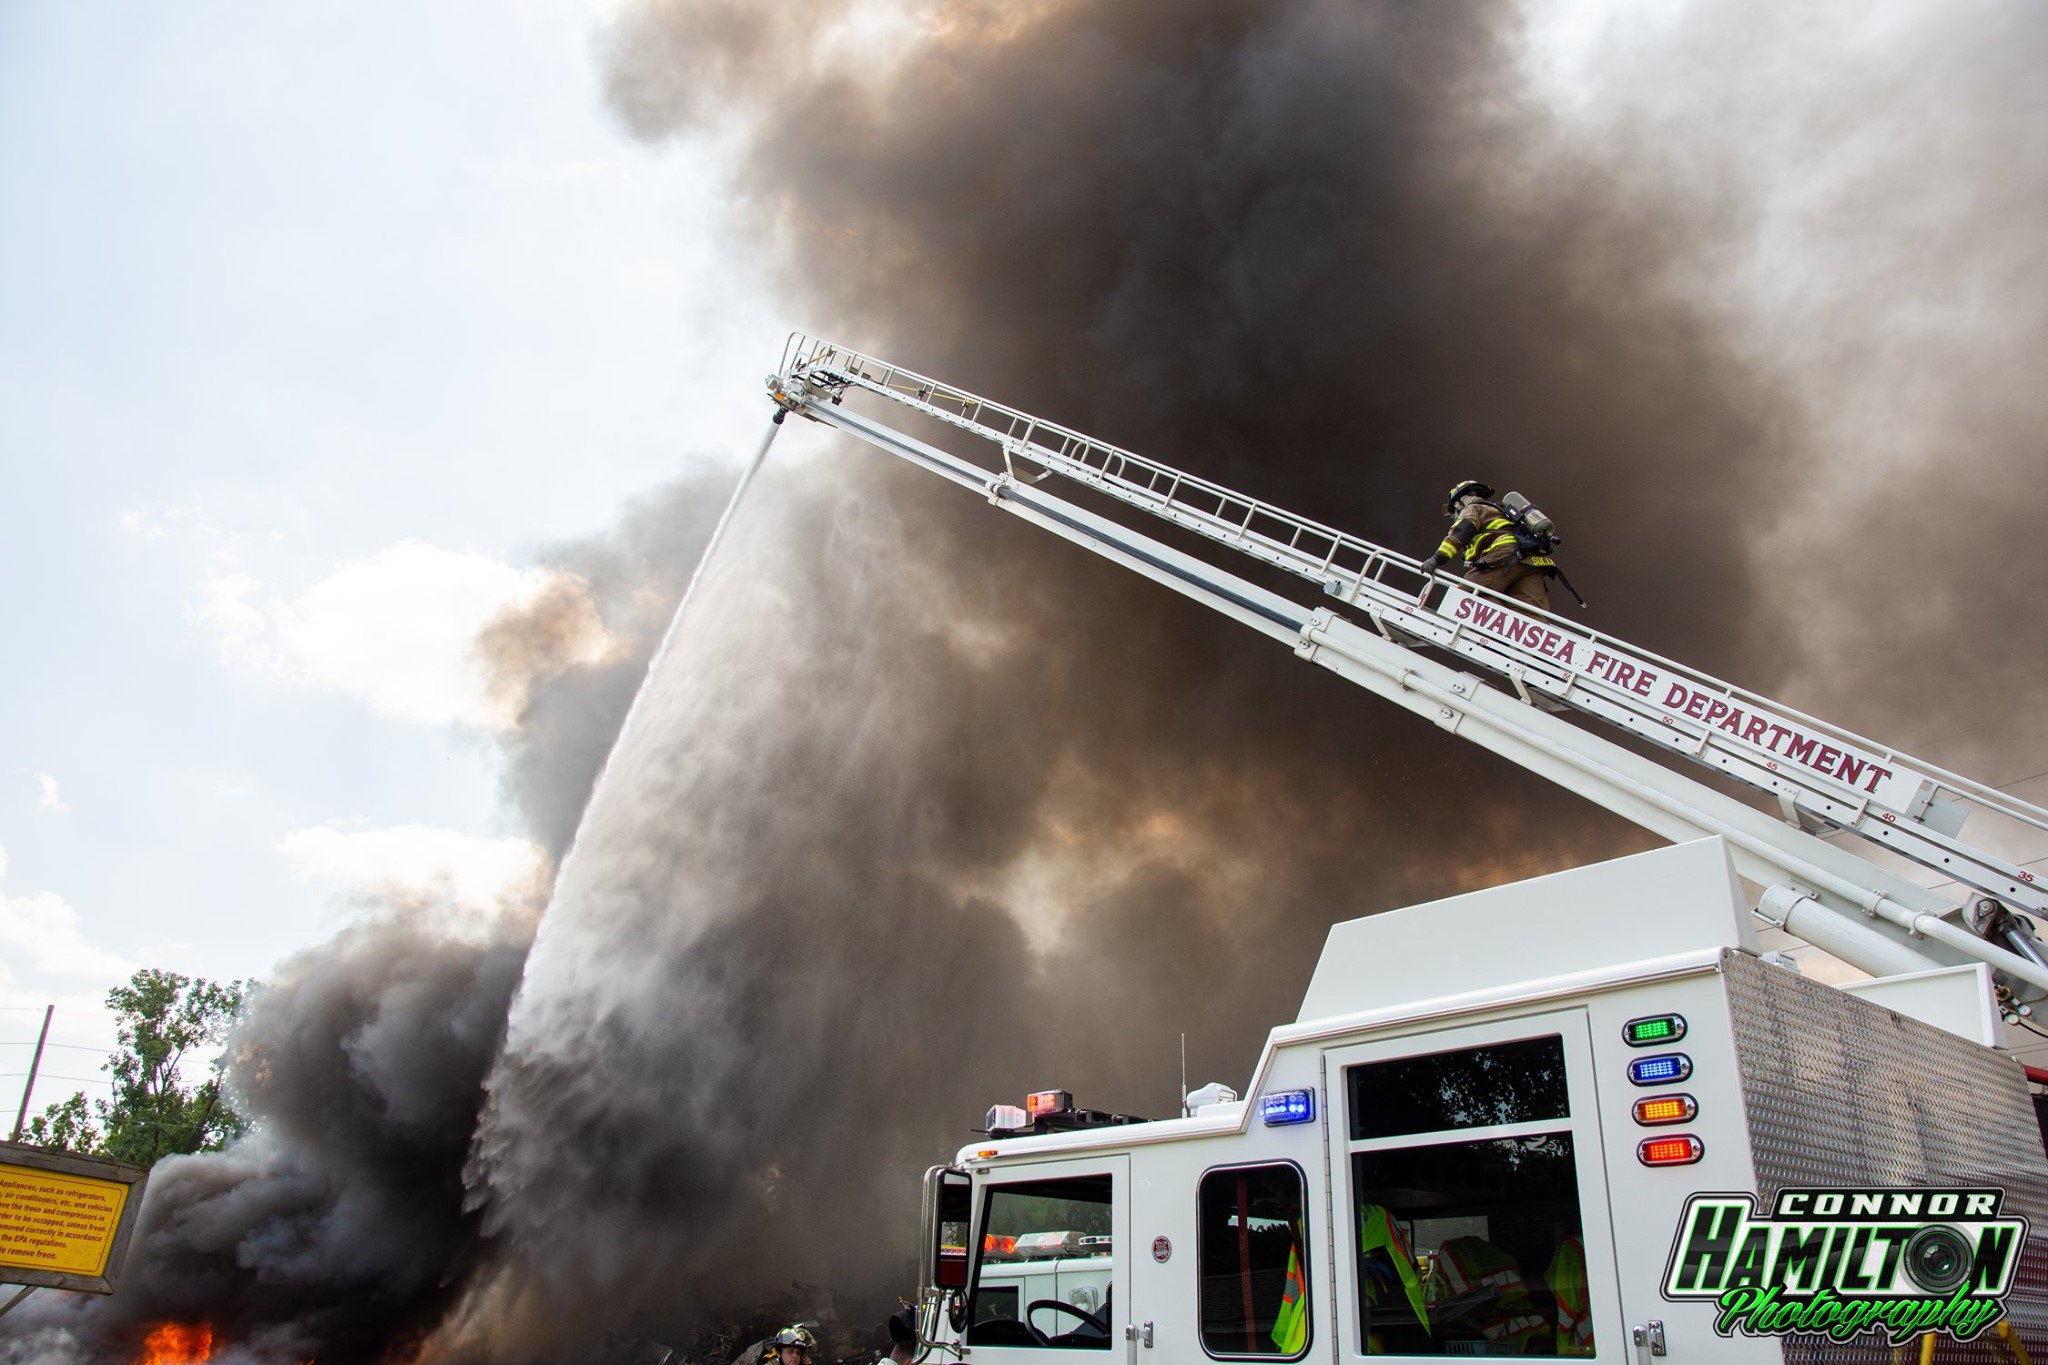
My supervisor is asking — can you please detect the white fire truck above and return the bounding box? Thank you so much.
[755,341,2048,1362]
[916,838,2047,1365]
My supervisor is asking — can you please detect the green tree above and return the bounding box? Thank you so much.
[26,1092,100,1152]
[26,968,251,1165]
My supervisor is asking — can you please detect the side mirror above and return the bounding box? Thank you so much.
[920,1166,973,1292]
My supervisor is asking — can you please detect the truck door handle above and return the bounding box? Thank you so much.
[1123,1323,1153,1347]
[1632,1321,1666,1365]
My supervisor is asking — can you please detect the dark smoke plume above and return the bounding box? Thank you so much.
[454,0,2029,1355]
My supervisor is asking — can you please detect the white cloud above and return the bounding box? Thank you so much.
[118,507,169,543]
[34,773,69,812]
[0,844,8,879]
[193,539,621,730]
[277,822,549,912]
[118,503,218,546]
[0,890,134,982]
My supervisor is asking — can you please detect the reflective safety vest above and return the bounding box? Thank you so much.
[1546,1238,1594,1357]
[1270,1243,1308,1355]
[1437,502,1554,570]
[1358,1204,1431,1332]
[1434,1236,1546,1351]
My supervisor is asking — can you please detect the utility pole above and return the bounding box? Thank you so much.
[10,1005,53,1143]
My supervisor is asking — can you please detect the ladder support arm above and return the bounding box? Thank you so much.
[773,338,2048,928]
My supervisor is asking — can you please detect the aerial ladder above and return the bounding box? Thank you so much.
[762,336,2048,1010]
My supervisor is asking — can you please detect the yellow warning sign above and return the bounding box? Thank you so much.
[0,1161,131,1278]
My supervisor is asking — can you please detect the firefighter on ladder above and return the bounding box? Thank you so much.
[1418,479,1555,612]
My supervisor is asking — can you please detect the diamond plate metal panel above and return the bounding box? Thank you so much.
[1723,950,2048,1364]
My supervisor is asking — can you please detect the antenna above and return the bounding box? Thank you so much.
[1179,1033,1188,1118]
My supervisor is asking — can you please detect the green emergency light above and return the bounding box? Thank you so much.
[1623,1014,1687,1047]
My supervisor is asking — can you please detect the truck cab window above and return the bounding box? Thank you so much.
[968,1175,1114,1350]
[1197,1164,1311,1359]
[1346,1035,1594,1357]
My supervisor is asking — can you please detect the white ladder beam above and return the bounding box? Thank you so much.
[785,388,2048,995]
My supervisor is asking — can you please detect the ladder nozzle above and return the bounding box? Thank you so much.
[766,372,817,422]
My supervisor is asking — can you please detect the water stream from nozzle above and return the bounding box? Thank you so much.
[669,411,785,639]
[544,410,785,888]
[622,408,783,740]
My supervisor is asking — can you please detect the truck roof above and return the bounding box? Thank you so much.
[1296,836,1755,1022]
[955,837,1997,1166]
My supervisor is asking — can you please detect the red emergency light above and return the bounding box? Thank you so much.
[1026,1089,1074,1119]
[1637,1134,1705,1167]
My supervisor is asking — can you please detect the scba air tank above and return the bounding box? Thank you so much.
[1500,490,1557,542]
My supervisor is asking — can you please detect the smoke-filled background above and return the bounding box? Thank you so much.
[7,0,2048,1360]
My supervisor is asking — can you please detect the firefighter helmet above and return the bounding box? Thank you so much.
[1445,479,1494,514]
[772,1327,818,1356]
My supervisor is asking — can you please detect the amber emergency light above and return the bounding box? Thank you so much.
[1633,1094,1698,1126]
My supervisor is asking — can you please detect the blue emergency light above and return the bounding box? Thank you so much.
[1628,1053,1692,1086]
[1258,1090,1316,1126]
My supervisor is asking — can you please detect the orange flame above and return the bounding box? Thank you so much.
[136,1321,214,1365]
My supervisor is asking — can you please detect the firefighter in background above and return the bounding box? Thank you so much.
[765,1325,820,1365]
[885,1307,919,1365]
[1418,480,1555,611]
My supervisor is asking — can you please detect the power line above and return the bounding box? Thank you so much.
[0,1006,115,1015]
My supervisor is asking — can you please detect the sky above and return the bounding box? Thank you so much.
[0,0,782,1108]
